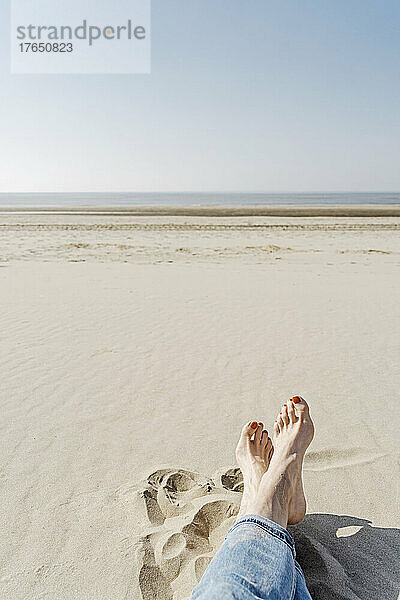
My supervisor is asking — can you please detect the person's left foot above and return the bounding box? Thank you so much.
[235,421,273,518]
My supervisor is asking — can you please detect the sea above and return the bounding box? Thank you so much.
[0,192,399,209]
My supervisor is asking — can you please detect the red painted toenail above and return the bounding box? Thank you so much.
[293,396,301,403]
[250,421,258,429]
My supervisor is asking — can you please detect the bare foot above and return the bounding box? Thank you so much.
[235,421,274,519]
[245,396,314,529]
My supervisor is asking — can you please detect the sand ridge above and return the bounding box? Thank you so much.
[0,214,399,266]
[1,204,400,217]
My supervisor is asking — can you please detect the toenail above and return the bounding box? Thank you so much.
[250,421,258,429]
[293,396,301,403]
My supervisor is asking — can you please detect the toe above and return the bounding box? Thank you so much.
[278,414,284,429]
[267,439,274,462]
[281,404,289,426]
[287,399,296,423]
[254,422,263,446]
[239,421,258,443]
[265,436,271,457]
[292,396,309,416]
[273,420,280,437]
[260,430,268,449]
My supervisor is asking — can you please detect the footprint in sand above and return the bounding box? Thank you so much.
[117,465,399,600]
[125,468,242,599]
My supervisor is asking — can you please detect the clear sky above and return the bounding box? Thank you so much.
[0,0,399,192]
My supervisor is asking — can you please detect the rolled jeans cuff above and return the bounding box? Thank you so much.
[228,514,296,559]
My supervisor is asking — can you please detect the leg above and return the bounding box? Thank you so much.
[191,514,297,600]
[191,396,314,599]
[294,562,313,600]
[248,396,314,528]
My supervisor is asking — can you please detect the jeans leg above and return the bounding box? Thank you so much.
[191,514,299,600]
[294,562,313,600]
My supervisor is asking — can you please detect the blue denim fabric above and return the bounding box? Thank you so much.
[191,514,312,600]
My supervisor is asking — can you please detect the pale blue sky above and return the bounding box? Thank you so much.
[0,0,399,192]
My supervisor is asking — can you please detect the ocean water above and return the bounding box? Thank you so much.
[0,192,399,208]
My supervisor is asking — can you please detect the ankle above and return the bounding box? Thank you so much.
[245,500,289,530]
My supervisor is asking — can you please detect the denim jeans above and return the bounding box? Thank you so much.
[191,514,312,600]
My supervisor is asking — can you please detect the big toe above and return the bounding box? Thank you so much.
[239,421,258,444]
[292,396,309,414]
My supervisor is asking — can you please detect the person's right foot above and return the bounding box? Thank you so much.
[245,396,314,529]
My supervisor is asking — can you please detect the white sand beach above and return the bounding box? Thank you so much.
[0,210,399,600]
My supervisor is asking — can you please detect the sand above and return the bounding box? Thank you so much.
[0,210,399,600]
